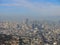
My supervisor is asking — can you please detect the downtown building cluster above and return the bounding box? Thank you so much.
[0,19,60,45]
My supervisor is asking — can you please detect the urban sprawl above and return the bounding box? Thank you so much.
[0,19,60,45]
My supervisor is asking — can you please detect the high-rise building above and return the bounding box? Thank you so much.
[25,18,29,26]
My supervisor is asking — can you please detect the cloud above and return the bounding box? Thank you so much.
[0,0,60,15]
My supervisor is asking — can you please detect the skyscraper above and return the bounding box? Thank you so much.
[25,18,29,26]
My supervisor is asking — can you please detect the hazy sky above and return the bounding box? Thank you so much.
[0,0,60,16]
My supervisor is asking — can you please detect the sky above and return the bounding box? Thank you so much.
[0,0,60,19]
